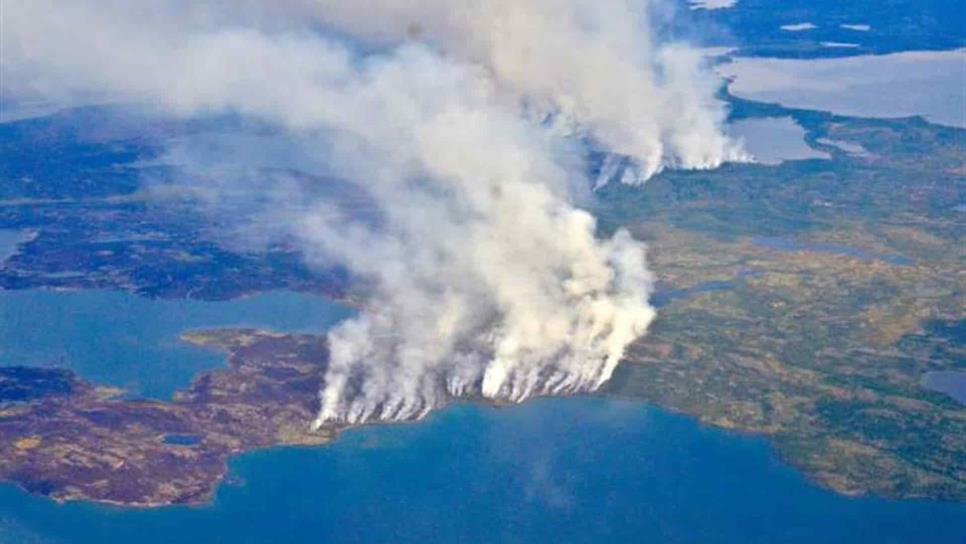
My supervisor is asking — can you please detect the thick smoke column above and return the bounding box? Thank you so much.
[243,0,750,183]
[2,0,741,424]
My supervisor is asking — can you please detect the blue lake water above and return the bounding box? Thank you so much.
[753,237,911,265]
[0,396,963,544]
[728,116,829,165]
[0,289,353,399]
[0,289,961,542]
[719,50,966,129]
[652,280,735,307]
[922,371,966,405]
[0,230,26,262]
[652,271,763,307]
[162,434,203,447]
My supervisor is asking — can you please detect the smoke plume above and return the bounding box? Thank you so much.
[2,0,742,424]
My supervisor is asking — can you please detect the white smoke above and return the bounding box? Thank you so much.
[269,0,750,183]
[2,0,740,424]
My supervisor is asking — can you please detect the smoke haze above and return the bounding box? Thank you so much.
[2,0,742,424]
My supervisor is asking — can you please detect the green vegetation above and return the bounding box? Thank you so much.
[600,110,966,500]
[1,107,962,505]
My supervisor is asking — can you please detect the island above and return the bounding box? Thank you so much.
[0,330,338,506]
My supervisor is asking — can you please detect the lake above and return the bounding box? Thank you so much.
[0,289,963,543]
[0,230,27,262]
[728,117,829,165]
[652,279,735,308]
[0,396,963,544]
[719,49,966,128]
[922,371,966,405]
[0,289,353,399]
[752,236,911,265]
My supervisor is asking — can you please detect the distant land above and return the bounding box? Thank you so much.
[0,96,963,504]
[1,330,337,506]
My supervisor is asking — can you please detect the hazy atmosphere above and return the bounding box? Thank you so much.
[1,1,963,542]
[4,0,746,424]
